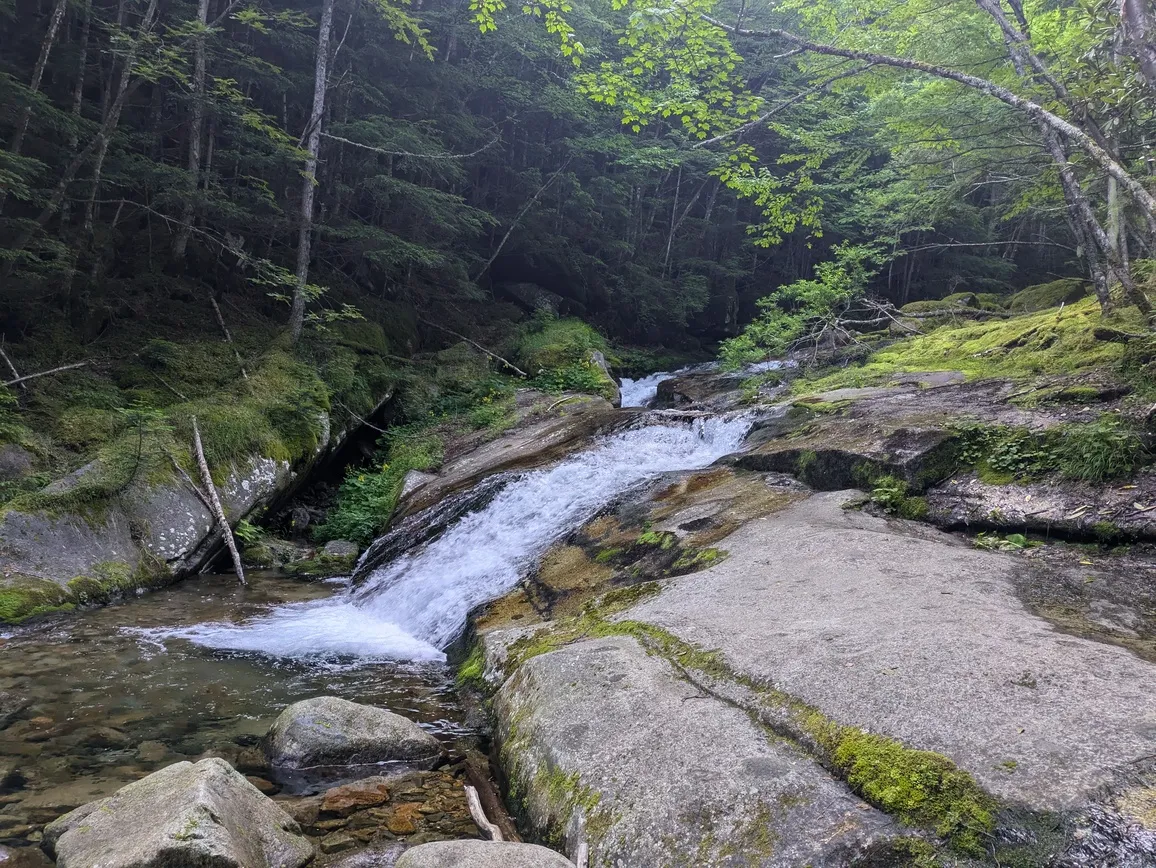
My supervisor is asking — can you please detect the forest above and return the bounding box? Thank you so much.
[2,0,1156,535]
[4,0,1154,352]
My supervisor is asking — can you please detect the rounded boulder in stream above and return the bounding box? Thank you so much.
[264,696,442,770]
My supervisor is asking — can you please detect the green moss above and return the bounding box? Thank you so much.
[517,314,617,400]
[671,547,726,570]
[0,555,170,624]
[636,529,676,549]
[502,602,998,856]
[793,398,850,415]
[455,644,487,691]
[796,298,1139,394]
[593,547,623,564]
[821,727,995,856]
[1091,521,1122,543]
[0,579,73,623]
[1006,279,1088,313]
[795,450,817,476]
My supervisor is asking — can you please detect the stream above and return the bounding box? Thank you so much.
[0,407,752,856]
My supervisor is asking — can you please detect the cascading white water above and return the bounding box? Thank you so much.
[619,371,680,407]
[145,415,750,665]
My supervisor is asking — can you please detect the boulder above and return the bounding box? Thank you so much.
[264,696,441,770]
[0,446,33,483]
[396,841,575,868]
[321,539,360,559]
[489,634,900,866]
[587,350,620,407]
[42,758,312,868]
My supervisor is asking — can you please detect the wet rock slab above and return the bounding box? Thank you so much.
[490,633,902,866]
[626,491,1156,813]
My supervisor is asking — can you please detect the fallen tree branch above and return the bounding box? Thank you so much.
[208,294,248,380]
[472,156,572,282]
[574,842,589,868]
[464,750,522,842]
[2,359,89,387]
[418,318,528,377]
[169,454,213,513]
[191,416,246,585]
[321,131,500,161]
[0,339,26,391]
[695,63,874,149]
[464,785,503,841]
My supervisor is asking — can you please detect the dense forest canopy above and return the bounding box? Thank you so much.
[5,0,1154,365]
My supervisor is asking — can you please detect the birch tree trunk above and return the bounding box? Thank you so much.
[288,0,336,344]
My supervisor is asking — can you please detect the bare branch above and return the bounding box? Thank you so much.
[2,360,89,387]
[321,132,500,161]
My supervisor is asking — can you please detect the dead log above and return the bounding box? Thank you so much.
[418,318,528,378]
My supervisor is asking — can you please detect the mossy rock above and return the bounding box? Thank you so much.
[1007,279,1088,313]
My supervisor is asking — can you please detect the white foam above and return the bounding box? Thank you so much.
[144,415,750,664]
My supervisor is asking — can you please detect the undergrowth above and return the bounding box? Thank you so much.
[954,416,1147,484]
[517,313,618,400]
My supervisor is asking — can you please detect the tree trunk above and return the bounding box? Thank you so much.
[58,0,92,233]
[1120,0,1156,92]
[0,0,69,213]
[172,0,212,261]
[289,0,336,344]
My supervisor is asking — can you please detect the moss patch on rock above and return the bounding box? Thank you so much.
[0,555,170,623]
[796,298,1140,393]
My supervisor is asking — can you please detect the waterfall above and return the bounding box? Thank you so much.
[147,414,750,664]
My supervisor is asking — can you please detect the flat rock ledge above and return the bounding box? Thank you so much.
[42,757,312,868]
[490,633,903,867]
[396,840,575,867]
[264,696,443,770]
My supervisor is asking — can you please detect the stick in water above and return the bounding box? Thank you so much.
[574,842,589,868]
[191,416,246,585]
[464,785,503,841]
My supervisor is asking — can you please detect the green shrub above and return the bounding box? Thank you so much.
[315,425,444,544]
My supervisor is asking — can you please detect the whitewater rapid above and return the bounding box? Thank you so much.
[143,414,750,665]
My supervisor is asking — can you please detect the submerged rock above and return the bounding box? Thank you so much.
[264,696,441,770]
[42,757,312,868]
[395,840,575,868]
[320,776,392,816]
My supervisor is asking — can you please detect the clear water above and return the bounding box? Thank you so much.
[150,415,751,663]
[0,573,466,850]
